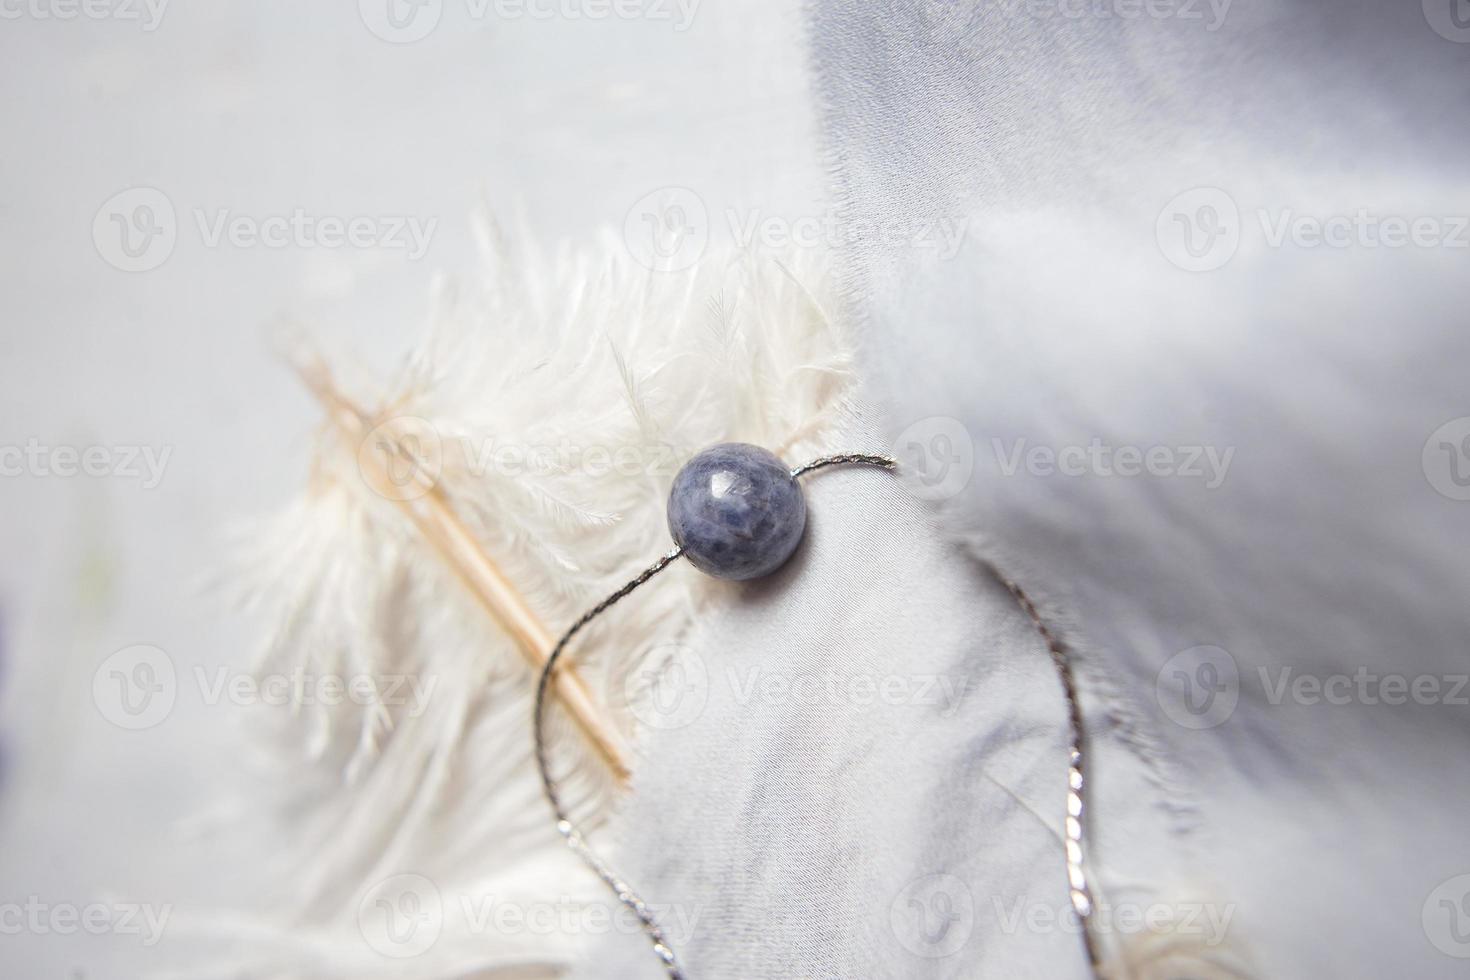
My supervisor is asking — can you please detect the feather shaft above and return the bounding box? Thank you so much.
[290,351,632,783]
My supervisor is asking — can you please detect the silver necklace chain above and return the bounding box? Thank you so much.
[533,545,688,977]
[531,454,1099,978]
[991,566,1100,972]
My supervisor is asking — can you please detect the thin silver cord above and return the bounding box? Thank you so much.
[533,545,687,978]
[788,451,897,479]
[991,567,1101,975]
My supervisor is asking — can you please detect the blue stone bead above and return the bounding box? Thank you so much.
[667,443,807,581]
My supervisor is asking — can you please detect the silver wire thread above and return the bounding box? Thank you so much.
[533,545,688,978]
[532,452,1101,978]
[992,567,1101,973]
[787,452,897,479]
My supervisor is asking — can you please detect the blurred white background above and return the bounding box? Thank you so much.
[0,3,826,974]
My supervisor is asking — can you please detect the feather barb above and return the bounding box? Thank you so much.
[287,348,632,784]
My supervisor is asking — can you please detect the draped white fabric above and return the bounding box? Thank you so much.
[579,3,1470,977]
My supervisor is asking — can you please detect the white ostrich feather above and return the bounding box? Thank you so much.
[204,227,860,978]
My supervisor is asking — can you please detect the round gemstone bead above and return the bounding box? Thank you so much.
[666,443,807,581]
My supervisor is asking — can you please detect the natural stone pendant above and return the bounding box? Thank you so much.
[666,442,807,580]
